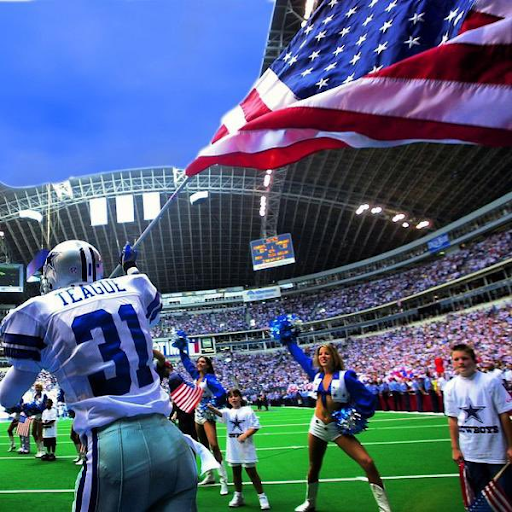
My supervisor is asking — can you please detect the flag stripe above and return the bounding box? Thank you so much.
[240,88,272,123]
[372,44,512,85]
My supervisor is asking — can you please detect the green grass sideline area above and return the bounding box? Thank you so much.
[0,408,464,511]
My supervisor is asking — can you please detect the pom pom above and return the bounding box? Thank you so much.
[269,314,302,344]
[5,404,22,415]
[197,396,218,414]
[332,406,369,436]
[22,401,43,417]
[172,329,189,351]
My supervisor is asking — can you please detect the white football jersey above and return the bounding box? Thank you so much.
[1,274,170,435]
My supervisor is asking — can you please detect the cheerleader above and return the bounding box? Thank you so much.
[277,322,391,512]
[180,349,229,495]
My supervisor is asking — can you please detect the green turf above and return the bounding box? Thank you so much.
[0,408,465,511]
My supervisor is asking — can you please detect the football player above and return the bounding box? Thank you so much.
[0,240,198,511]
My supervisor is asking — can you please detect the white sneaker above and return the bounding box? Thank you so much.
[198,472,216,486]
[295,501,315,512]
[259,496,271,510]
[73,455,81,463]
[8,445,16,452]
[220,481,229,495]
[229,494,245,508]
[35,451,45,458]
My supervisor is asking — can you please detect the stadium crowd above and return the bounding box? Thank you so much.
[152,228,511,336]
[1,302,510,411]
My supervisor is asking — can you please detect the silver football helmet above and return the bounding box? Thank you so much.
[40,240,103,295]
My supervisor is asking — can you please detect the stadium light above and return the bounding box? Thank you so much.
[0,231,4,238]
[355,203,370,215]
[19,209,43,223]
[402,222,410,228]
[416,220,430,229]
[392,213,406,222]
[370,206,382,214]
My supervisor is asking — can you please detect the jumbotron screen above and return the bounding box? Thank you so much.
[0,263,24,293]
[250,233,295,271]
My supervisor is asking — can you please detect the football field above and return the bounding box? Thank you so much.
[0,408,464,511]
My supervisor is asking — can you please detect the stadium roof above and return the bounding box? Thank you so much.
[0,0,511,296]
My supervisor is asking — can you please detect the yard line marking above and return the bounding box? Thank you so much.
[259,424,446,435]
[0,489,75,494]
[0,438,452,459]
[258,416,445,428]
[0,455,79,460]
[0,472,461,493]
[255,438,451,451]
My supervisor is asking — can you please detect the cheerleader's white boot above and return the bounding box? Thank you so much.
[198,469,215,486]
[370,483,392,512]
[294,482,318,512]
[218,463,229,495]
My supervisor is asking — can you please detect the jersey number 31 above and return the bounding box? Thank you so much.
[72,304,154,396]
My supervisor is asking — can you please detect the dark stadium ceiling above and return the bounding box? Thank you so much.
[1,0,512,297]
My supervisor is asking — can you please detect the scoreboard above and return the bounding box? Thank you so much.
[0,263,24,293]
[250,233,295,271]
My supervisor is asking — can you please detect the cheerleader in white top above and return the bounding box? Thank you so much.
[270,315,391,512]
[209,389,271,510]
[179,346,229,495]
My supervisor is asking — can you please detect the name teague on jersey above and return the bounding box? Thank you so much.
[0,273,169,436]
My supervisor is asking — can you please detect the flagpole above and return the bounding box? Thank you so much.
[109,176,191,278]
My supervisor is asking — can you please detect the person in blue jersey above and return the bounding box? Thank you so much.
[0,240,197,512]
[286,341,392,512]
[179,347,229,495]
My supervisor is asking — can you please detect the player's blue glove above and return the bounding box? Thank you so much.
[120,243,138,273]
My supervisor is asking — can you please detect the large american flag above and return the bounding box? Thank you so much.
[186,0,512,176]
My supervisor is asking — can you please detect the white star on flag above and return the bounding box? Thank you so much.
[404,36,420,48]
[350,52,362,65]
[409,12,425,24]
[316,77,329,89]
[374,42,388,54]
